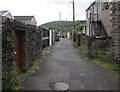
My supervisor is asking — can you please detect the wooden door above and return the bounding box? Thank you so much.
[14,31,21,68]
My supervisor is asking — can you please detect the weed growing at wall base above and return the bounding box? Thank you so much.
[19,46,52,89]
[3,46,52,91]
[73,42,120,77]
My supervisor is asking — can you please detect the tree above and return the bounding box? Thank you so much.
[75,24,86,31]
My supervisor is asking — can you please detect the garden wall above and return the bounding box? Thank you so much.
[2,17,42,90]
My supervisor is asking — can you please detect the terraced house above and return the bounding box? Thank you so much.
[79,0,120,62]
[86,0,111,37]
[0,10,14,19]
[14,16,37,25]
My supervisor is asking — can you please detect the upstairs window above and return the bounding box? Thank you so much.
[94,4,97,14]
[87,10,90,18]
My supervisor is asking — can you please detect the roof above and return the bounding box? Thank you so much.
[0,10,14,19]
[86,1,95,11]
[14,16,34,20]
[0,10,9,16]
[40,26,49,30]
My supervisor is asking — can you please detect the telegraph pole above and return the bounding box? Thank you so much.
[66,18,68,31]
[72,0,76,42]
[59,12,61,21]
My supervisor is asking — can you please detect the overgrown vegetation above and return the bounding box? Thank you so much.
[73,43,120,77]
[2,64,21,90]
[11,46,52,90]
[75,24,86,30]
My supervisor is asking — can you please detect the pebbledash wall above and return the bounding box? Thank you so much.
[2,17,42,90]
[110,1,120,63]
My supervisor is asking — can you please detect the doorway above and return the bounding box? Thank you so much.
[14,31,26,70]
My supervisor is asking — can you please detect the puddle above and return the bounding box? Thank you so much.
[53,82,69,91]
[79,73,87,76]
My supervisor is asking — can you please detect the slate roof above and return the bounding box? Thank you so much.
[14,16,34,20]
[0,10,9,16]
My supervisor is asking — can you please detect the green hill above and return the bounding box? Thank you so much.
[40,20,86,32]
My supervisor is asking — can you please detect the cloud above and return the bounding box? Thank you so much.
[43,0,69,5]
[0,0,95,25]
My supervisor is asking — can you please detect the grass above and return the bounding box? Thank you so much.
[73,42,120,77]
[89,58,119,75]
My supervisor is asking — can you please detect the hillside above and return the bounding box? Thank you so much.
[40,20,86,32]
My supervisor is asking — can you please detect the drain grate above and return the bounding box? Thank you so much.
[53,82,69,91]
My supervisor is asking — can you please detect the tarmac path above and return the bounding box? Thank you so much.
[22,38,118,90]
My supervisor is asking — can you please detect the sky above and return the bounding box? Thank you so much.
[0,0,95,25]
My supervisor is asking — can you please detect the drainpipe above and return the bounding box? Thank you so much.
[89,13,92,37]
[96,2,98,36]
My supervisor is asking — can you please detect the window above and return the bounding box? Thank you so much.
[87,10,90,18]
[94,4,97,14]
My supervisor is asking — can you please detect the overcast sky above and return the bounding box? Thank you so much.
[0,0,95,25]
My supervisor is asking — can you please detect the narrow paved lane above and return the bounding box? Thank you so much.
[22,38,118,90]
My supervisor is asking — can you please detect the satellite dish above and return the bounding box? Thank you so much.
[103,2,109,10]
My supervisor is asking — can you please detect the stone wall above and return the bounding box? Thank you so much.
[90,37,110,58]
[76,2,120,62]
[25,25,42,70]
[2,17,42,90]
[110,1,120,63]
[79,34,110,59]
[2,18,16,90]
[76,33,81,47]
[80,35,89,56]
[0,16,2,91]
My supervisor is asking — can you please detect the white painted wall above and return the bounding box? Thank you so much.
[82,27,86,34]
[67,32,70,39]
[49,30,52,46]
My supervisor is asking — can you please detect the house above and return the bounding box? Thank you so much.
[14,16,37,25]
[86,0,111,37]
[78,0,113,58]
[0,10,14,19]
